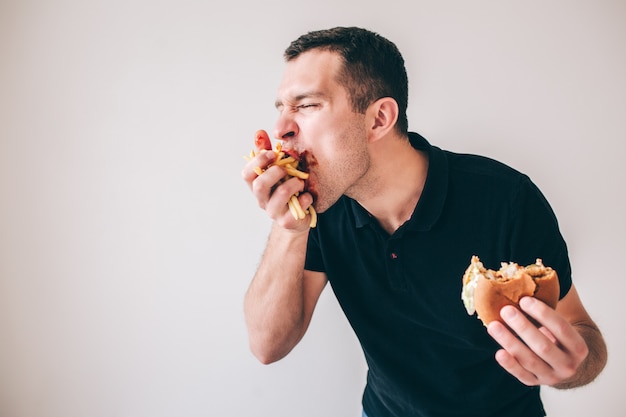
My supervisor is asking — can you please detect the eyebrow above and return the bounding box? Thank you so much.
[274,91,328,109]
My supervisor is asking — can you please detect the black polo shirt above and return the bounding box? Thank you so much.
[304,132,572,417]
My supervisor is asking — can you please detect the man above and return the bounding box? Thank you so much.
[241,26,607,417]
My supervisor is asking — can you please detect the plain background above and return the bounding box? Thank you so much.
[1,0,624,416]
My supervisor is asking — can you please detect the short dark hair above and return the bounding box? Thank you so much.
[284,27,409,135]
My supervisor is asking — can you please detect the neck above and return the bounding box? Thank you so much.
[350,134,429,234]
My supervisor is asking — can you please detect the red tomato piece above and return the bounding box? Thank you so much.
[254,129,272,151]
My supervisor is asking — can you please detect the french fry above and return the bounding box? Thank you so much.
[284,166,309,179]
[287,198,300,220]
[290,195,306,219]
[308,206,317,228]
[274,156,297,166]
[245,136,317,228]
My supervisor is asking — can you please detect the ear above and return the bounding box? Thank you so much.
[366,97,399,142]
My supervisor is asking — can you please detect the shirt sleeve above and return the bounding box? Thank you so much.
[304,226,326,272]
[508,175,573,299]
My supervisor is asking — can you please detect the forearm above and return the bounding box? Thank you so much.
[552,321,608,389]
[244,223,310,363]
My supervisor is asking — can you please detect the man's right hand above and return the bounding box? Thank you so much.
[242,150,313,232]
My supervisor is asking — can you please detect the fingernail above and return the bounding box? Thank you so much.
[500,306,517,320]
[487,321,504,337]
[519,297,535,310]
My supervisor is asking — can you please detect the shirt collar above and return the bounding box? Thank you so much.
[351,132,448,232]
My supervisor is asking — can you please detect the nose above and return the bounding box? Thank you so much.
[273,112,299,141]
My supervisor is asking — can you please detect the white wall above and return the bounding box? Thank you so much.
[0,1,624,416]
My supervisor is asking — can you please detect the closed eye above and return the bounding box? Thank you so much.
[297,103,320,111]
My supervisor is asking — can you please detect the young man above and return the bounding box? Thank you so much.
[241,27,607,417]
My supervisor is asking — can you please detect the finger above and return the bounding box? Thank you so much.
[264,176,305,217]
[250,165,290,209]
[519,297,589,378]
[538,326,558,345]
[290,191,314,216]
[493,347,539,386]
[489,321,542,386]
[241,150,276,185]
[500,304,565,365]
[489,306,555,379]
[519,297,586,357]
[274,191,314,231]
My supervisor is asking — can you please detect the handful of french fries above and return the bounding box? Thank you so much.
[245,142,317,228]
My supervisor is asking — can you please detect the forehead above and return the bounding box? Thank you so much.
[276,49,345,101]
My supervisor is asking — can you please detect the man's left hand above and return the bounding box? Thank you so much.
[487,296,589,386]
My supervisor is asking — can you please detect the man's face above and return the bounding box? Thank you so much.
[273,49,370,213]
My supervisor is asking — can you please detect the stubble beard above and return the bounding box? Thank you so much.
[312,122,370,213]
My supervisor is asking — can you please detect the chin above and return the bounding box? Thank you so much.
[311,194,339,214]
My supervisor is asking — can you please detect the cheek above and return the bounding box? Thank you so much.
[310,115,369,184]
[320,146,369,189]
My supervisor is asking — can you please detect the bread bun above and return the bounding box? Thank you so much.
[461,255,559,325]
